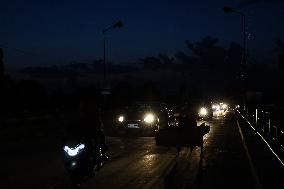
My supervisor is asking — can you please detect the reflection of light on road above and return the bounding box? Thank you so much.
[203,131,210,141]
[213,110,228,117]
[143,154,157,170]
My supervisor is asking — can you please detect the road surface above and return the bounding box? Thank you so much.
[0,111,283,188]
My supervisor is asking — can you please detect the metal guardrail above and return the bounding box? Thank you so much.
[236,108,284,167]
[239,107,284,152]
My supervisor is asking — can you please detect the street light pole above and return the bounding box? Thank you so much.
[242,13,246,66]
[102,20,123,86]
[224,6,247,66]
[224,6,247,112]
[103,34,106,83]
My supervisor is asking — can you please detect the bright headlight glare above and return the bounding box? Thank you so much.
[118,116,124,122]
[221,104,228,109]
[64,144,85,157]
[144,113,155,124]
[199,107,208,116]
[215,105,220,111]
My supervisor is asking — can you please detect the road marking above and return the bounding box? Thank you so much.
[237,120,262,189]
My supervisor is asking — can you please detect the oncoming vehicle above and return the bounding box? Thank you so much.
[115,103,166,133]
[198,105,213,120]
[220,102,229,111]
[212,102,229,116]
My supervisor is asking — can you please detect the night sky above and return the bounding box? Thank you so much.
[1,0,284,69]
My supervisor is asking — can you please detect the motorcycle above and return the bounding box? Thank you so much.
[63,137,105,187]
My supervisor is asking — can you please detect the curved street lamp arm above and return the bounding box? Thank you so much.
[102,21,123,34]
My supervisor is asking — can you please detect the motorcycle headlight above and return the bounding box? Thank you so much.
[64,144,85,157]
[118,116,124,122]
[144,113,155,124]
[199,107,208,116]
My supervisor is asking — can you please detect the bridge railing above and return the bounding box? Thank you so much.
[238,105,284,153]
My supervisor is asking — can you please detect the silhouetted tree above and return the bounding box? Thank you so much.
[225,42,244,92]
[174,36,231,97]
[185,36,226,68]
[274,39,284,70]
[273,39,284,104]
[140,57,162,70]
[274,39,284,52]
[111,81,135,107]
[175,51,199,70]
[0,48,4,84]
[63,61,90,72]
[227,42,243,65]
[158,54,176,69]
[136,81,161,101]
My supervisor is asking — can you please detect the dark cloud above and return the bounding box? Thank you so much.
[239,0,284,6]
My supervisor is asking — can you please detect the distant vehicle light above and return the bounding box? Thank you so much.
[118,116,124,122]
[215,105,221,111]
[221,104,228,109]
[144,113,155,124]
[174,113,180,117]
[199,107,208,116]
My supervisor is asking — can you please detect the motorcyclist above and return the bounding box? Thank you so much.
[79,100,109,161]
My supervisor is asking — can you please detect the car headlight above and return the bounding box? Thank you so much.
[64,144,85,157]
[118,116,124,122]
[199,107,208,116]
[215,105,220,111]
[144,113,155,124]
[221,104,228,109]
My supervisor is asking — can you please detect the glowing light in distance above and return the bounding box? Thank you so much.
[118,116,124,122]
[215,105,220,111]
[199,107,208,116]
[222,104,228,109]
[144,113,155,124]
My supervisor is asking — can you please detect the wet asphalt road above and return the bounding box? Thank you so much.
[1,111,283,189]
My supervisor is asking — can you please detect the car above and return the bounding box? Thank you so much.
[211,102,229,116]
[115,102,168,133]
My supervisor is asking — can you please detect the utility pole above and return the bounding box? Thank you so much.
[0,48,4,85]
[102,21,123,86]
[224,6,248,113]
[0,48,4,116]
